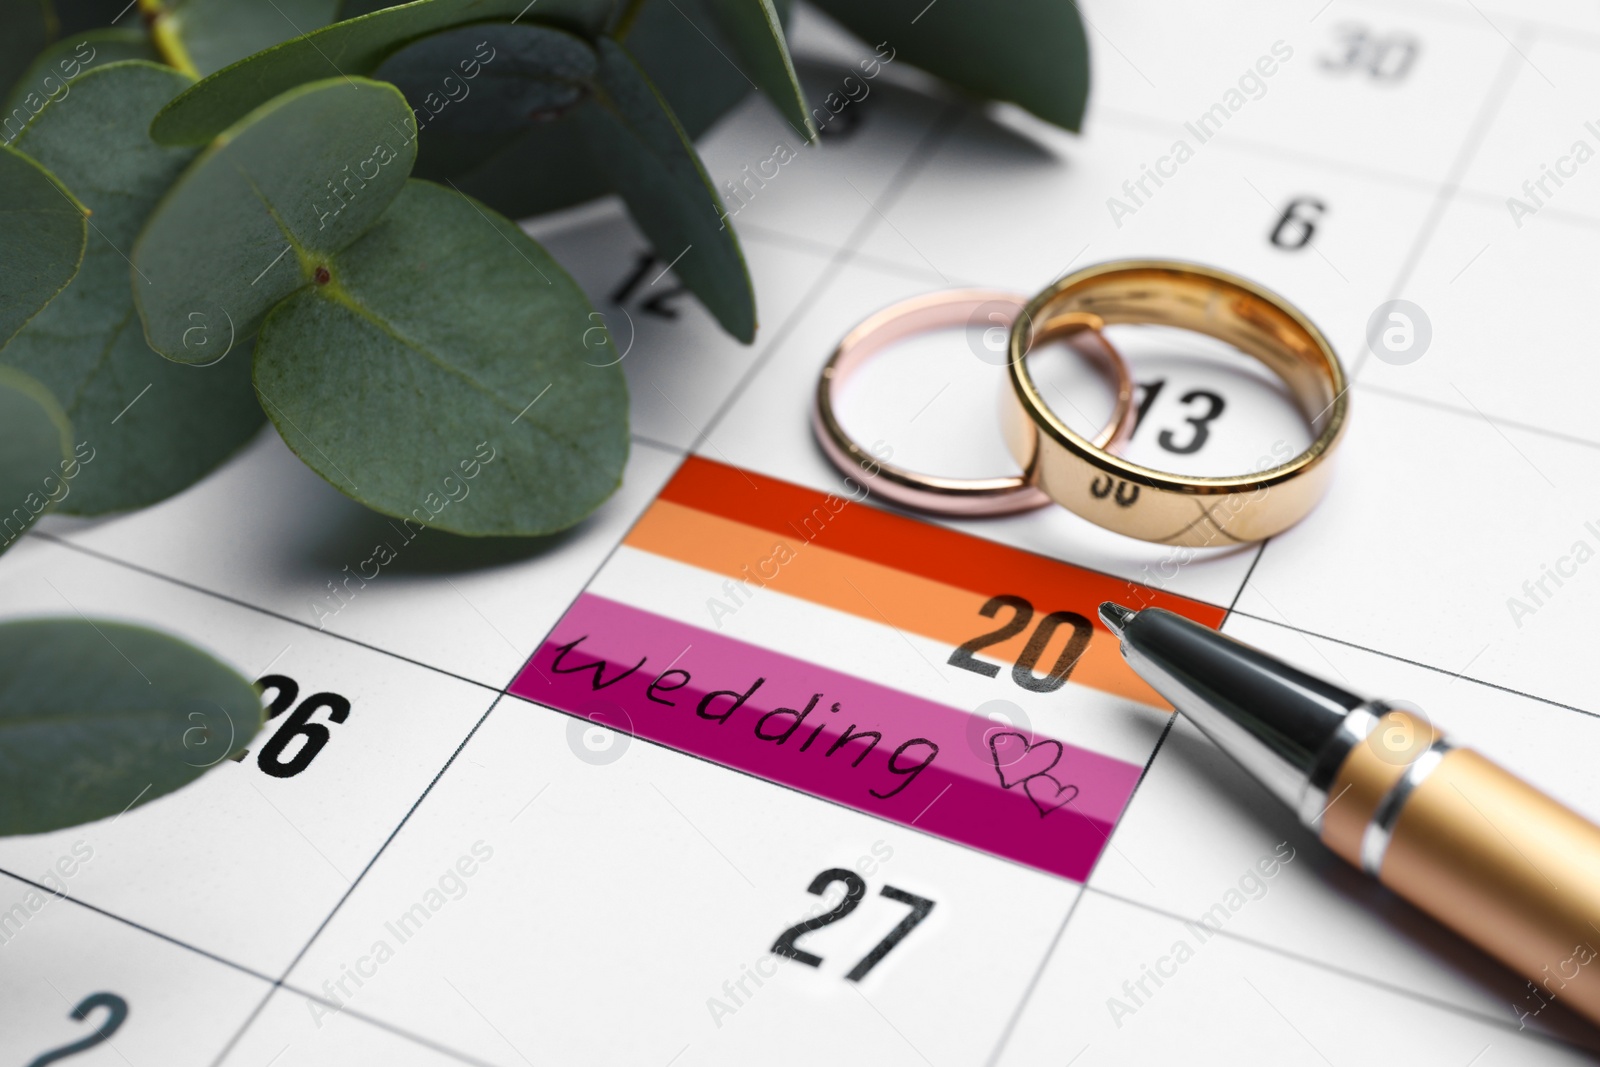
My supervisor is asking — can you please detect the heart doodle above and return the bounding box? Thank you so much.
[1024,773,1079,817]
[988,731,1063,789]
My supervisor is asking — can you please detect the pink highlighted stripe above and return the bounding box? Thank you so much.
[509,594,1143,883]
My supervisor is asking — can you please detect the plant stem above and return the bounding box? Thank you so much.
[138,0,200,78]
[611,0,652,40]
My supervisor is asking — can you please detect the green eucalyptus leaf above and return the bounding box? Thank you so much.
[697,0,809,139]
[626,0,788,139]
[439,114,606,214]
[0,0,52,104]
[255,179,628,535]
[0,144,86,345]
[0,366,72,555]
[134,77,417,363]
[2,28,156,127]
[443,0,786,215]
[1,61,264,515]
[338,0,404,16]
[0,618,263,837]
[578,37,754,341]
[372,22,595,137]
[807,0,1089,132]
[149,0,617,145]
[144,0,341,77]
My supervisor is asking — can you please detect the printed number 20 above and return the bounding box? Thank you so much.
[947,595,1093,694]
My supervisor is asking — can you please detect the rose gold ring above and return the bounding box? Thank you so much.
[812,288,1135,517]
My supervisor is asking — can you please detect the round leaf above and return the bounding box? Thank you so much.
[0,618,263,837]
[0,0,52,104]
[697,0,810,140]
[254,179,628,535]
[134,77,418,363]
[1,61,264,515]
[0,144,86,345]
[143,0,340,77]
[578,38,755,340]
[1,27,157,122]
[149,0,617,146]
[442,0,787,216]
[807,0,1089,132]
[625,0,791,141]
[372,22,595,137]
[0,365,72,555]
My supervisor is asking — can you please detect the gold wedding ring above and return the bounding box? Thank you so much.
[814,289,1135,517]
[1004,260,1348,546]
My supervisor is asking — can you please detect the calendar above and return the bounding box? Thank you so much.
[6,0,1600,1062]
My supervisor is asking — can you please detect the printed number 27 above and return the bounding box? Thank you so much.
[772,869,935,981]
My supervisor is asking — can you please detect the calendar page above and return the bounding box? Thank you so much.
[6,0,1600,1063]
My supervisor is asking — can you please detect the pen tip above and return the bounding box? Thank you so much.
[1098,602,1136,636]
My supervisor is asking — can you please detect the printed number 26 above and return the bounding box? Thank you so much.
[253,674,350,779]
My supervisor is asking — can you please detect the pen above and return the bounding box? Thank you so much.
[1098,602,1600,1028]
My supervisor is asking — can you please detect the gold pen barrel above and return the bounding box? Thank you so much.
[1322,713,1600,1027]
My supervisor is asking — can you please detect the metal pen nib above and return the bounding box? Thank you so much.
[1099,602,1600,1032]
[1097,602,1380,829]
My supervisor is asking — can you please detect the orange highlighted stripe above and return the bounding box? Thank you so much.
[626,457,1227,708]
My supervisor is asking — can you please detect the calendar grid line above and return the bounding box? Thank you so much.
[1083,883,1598,1056]
[203,688,508,1067]
[1224,542,1270,620]
[1091,105,1447,196]
[24,533,507,695]
[201,96,975,1067]
[1354,379,1600,455]
[990,489,1294,1064]
[1449,184,1600,231]
[732,220,958,286]
[6,5,1600,1061]
[630,431,692,457]
[250,986,505,1067]
[0,869,280,989]
[693,105,967,447]
[30,462,1600,751]
[981,882,1093,1067]
[984,707,1185,1067]
[1352,35,1525,379]
[1374,0,1600,49]
[496,690,1104,876]
[1226,608,1600,721]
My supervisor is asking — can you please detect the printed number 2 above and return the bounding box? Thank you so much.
[947,595,1093,694]
[771,869,935,981]
[27,992,128,1067]
[252,674,351,779]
